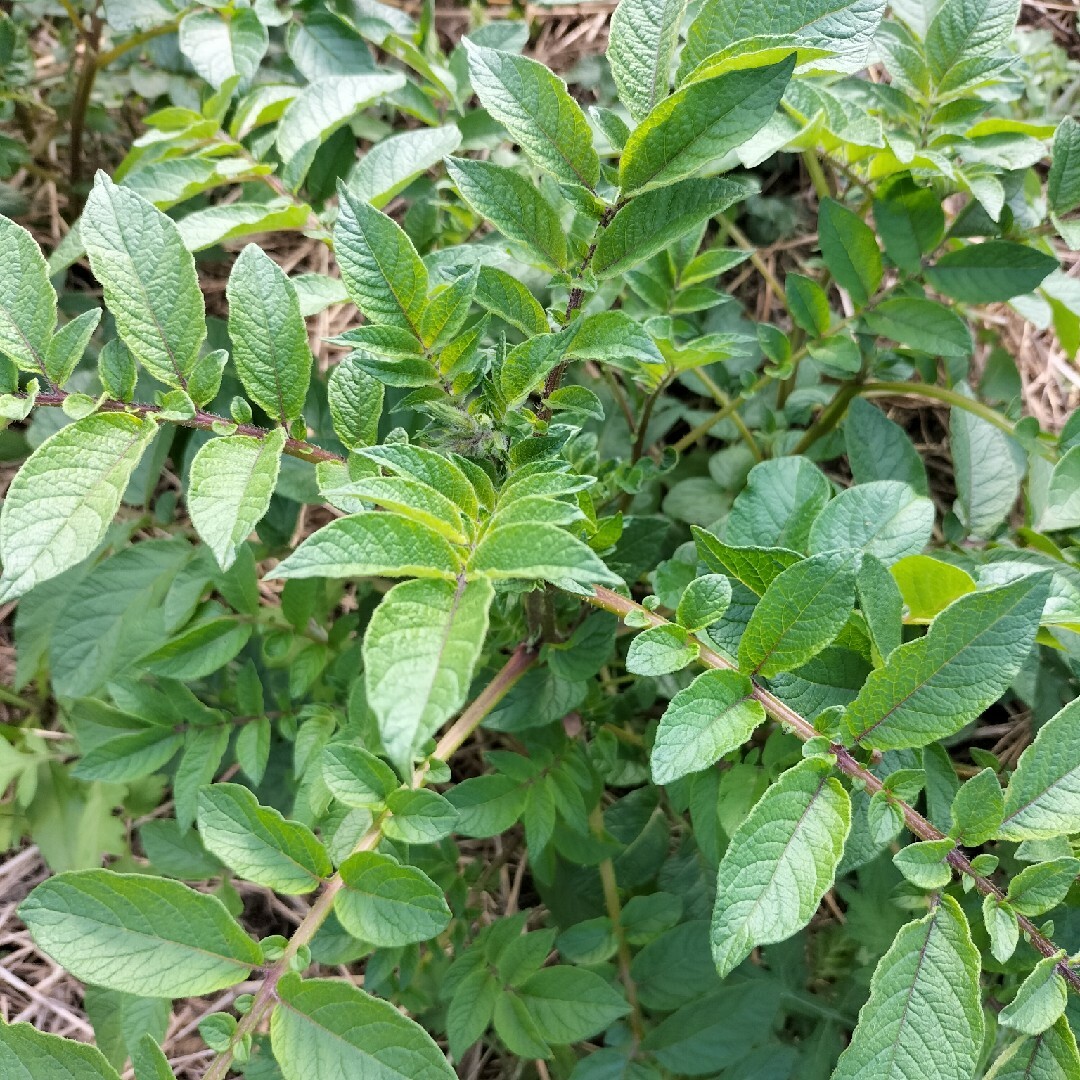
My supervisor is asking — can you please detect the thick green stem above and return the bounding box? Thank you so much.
[586,585,1080,995]
[201,643,537,1079]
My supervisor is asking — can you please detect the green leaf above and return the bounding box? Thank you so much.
[951,405,1025,537]
[873,178,945,275]
[463,41,599,189]
[475,266,548,336]
[328,353,384,449]
[141,618,252,681]
[351,124,462,208]
[567,311,666,370]
[334,184,428,336]
[330,475,468,543]
[421,265,479,350]
[226,244,313,424]
[0,1023,121,1080]
[270,975,456,1080]
[726,456,831,552]
[843,398,928,495]
[863,298,972,357]
[626,624,698,676]
[98,338,137,401]
[925,242,1058,303]
[785,273,830,337]
[275,73,405,180]
[926,0,1020,81]
[808,480,934,565]
[178,8,267,91]
[949,767,1003,845]
[0,213,56,374]
[1048,116,1080,217]
[335,850,451,946]
[889,554,976,623]
[267,512,461,582]
[131,1036,174,1080]
[1000,700,1080,840]
[197,782,331,894]
[177,200,312,253]
[18,869,261,998]
[844,575,1049,750]
[607,0,688,122]
[592,177,750,278]
[446,774,529,837]
[711,759,850,977]
[817,197,882,307]
[832,895,983,1080]
[383,788,458,844]
[892,838,954,890]
[677,574,732,630]
[322,743,399,808]
[45,308,102,386]
[469,522,621,587]
[287,11,375,80]
[984,896,1020,964]
[619,58,794,194]
[651,669,765,784]
[1006,858,1080,917]
[1037,445,1080,532]
[364,577,493,769]
[678,0,887,81]
[692,528,802,596]
[0,413,157,601]
[81,174,206,390]
[514,968,629,1046]
[446,157,568,271]
[738,550,855,677]
[187,428,285,572]
[856,553,903,662]
[999,955,1068,1037]
[985,1017,1080,1080]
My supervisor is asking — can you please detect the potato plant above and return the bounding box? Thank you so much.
[2,0,1080,1078]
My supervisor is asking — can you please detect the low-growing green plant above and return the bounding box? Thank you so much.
[2,0,1080,1078]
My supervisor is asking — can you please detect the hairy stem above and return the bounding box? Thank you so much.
[202,643,537,1079]
[587,585,1080,994]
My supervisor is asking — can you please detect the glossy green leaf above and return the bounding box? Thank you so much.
[890,554,976,623]
[873,177,945,275]
[18,870,261,998]
[711,759,850,977]
[845,575,1049,749]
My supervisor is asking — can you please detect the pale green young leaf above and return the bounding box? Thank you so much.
[187,428,285,572]
[892,838,954,890]
[322,744,399,808]
[984,896,1020,964]
[985,1018,1080,1080]
[445,157,568,271]
[926,0,1019,81]
[0,1023,121,1080]
[677,574,732,630]
[817,197,882,307]
[197,782,331,894]
[890,555,976,623]
[832,895,983,1080]
[328,353,384,449]
[808,480,934,565]
[999,955,1068,1037]
[267,512,461,582]
[1005,858,1080,917]
[726,456,831,552]
[270,976,456,1080]
[177,201,312,253]
[925,242,1058,303]
[1048,117,1080,217]
[18,870,261,998]
[358,444,480,518]
[44,308,102,386]
[0,413,157,602]
[592,177,750,278]
[711,759,850,977]
[862,298,971,357]
[626,624,698,676]
[81,174,206,389]
[651,669,765,785]
[178,8,267,91]
[335,850,451,946]
[607,0,688,122]
[949,767,1003,845]
[738,550,855,677]
[1037,445,1080,532]
[469,523,622,587]
[0,214,57,374]
[692,528,802,596]
[463,41,599,189]
[845,575,1049,750]
[328,475,469,543]
[351,124,462,208]
[364,577,493,768]
[678,0,886,81]
[334,184,428,337]
[951,405,1025,537]
[1000,700,1080,840]
[275,73,405,178]
[844,398,928,494]
[619,58,794,194]
[226,244,313,423]
[383,788,458,844]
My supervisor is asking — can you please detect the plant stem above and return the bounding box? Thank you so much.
[201,643,536,1079]
[586,586,1080,995]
